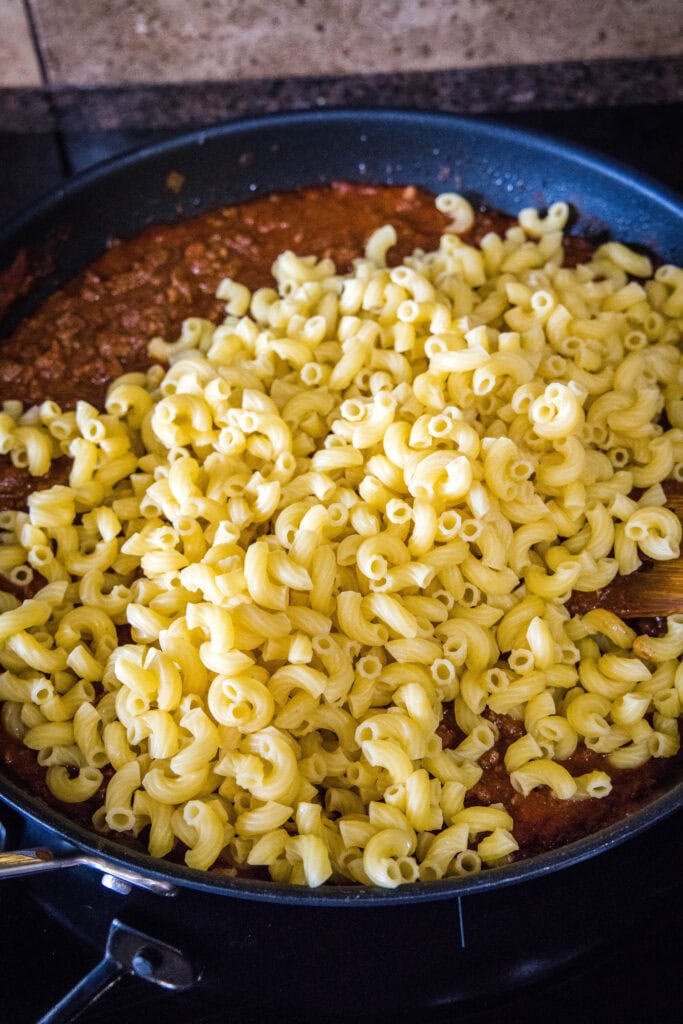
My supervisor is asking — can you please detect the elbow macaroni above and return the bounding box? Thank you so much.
[1,190,681,888]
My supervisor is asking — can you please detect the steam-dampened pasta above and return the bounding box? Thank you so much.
[0,192,682,887]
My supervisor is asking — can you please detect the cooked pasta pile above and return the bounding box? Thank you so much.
[1,193,683,887]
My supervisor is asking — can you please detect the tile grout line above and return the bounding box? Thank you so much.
[20,0,73,176]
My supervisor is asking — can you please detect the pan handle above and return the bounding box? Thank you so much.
[37,918,198,1024]
[0,845,176,896]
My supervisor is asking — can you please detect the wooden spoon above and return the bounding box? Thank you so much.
[567,484,683,620]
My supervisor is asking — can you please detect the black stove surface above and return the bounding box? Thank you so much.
[2,809,681,1023]
[1,103,682,1024]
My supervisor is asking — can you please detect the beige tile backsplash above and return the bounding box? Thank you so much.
[0,0,42,86]
[5,0,683,87]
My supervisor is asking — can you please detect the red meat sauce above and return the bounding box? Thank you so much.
[0,183,452,410]
[436,705,681,858]
[0,182,679,876]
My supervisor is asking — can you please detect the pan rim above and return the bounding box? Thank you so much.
[1,107,683,241]
[2,770,681,906]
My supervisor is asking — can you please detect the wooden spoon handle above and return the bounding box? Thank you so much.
[568,559,683,619]
[567,484,683,620]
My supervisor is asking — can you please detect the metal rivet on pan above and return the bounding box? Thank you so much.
[101,872,132,895]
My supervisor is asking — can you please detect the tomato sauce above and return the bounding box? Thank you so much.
[437,704,680,858]
[0,182,679,873]
[0,183,449,409]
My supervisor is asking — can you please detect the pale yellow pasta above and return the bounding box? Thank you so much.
[607,739,651,769]
[450,805,514,837]
[518,202,569,237]
[12,424,54,476]
[103,720,136,770]
[234,800,293,837]
[334,590,387,646]
[361,737,412,784]
[73,702,107,768]
[246,828,289,867]
[565,691,612,738]
[5,631,67,673]
[207,674,274,733]
[132,790,175,858]
[532,715,578,761]
[285,833,332,887]
[169,706,220,775]
[362,827,416,888]
[37,744,84,768]
[477,827,520,865]
[450,849,482,877]
[182,799,228,870]
[0,599,52,643]
[633,616,683,662]
[105,759,141,831]
[510,758,578,799]
[2,190,683,889]
[595,241,653,278]
[624,505,682,560]
[419,822,469,880]
[40,679,96,724]
[435,192,475,233]
[0,670,49,704]
[22,720,75,750]
[574,771,613,799]
[239,730,300,802]
[46,765,103,803]
[142,765,210,804]
[504,733,544,773]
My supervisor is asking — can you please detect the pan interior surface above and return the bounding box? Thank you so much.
[0,109,682,905]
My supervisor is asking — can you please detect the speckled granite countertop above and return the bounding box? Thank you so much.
[1,56,682,131]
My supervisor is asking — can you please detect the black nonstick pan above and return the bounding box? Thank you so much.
[0,108,681,1021]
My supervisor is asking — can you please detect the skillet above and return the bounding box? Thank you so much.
[0,109,681,909]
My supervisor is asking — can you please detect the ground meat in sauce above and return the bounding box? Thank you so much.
[0,183,451,409]
[0,182,680,875]
[437,705,681,857]
[0,455,70,511]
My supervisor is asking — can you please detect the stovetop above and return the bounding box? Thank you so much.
[1,103,682,1024]
[2,807,681,1024]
